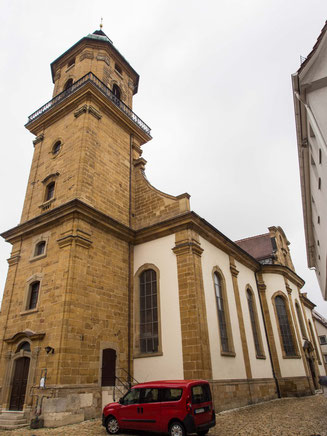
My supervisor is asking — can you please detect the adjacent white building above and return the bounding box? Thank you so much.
[292,21,327,300]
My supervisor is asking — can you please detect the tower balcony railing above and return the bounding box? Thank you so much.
[26,72,151,136]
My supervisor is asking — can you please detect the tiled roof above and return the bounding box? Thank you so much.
[298,20,327,73]
[235,233,273,261]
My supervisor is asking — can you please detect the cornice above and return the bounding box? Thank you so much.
[4,331,46,344]
[300,293,316,310]
[134,211,259,271]
[1,199,134,244]
[260,264,305,288]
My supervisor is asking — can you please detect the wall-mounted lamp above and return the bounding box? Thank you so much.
[45,346,55,354]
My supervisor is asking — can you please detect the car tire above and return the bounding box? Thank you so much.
[105,416,120,434]
[169,421,186,436]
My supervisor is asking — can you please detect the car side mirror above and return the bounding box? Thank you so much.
[119,397,124,405]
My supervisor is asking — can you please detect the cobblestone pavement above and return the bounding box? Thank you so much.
[1,394,327,436]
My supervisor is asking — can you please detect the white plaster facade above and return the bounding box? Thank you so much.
[292,23,327,300]
[133,235,184,381]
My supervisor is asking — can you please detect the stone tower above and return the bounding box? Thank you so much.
[0,29,153,426]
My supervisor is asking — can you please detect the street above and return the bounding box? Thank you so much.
[1,394,326,436]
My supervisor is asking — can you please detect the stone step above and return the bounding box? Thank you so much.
[0,423,29,430]
[0,411,25,419]
[0,418,28,425]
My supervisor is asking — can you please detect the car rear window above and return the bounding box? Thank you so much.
[161,388,183,402]
[191,384,211,404]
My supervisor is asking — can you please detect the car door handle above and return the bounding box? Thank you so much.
[137,407,143,414]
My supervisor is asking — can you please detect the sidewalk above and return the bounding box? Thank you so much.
[1,394,326,436]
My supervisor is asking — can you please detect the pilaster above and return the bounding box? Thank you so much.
[172,229,212,380]
[229,257,252,379]
[256,272,281,378]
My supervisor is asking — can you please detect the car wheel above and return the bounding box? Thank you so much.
[169,421,186,436]
[105,416,120,434]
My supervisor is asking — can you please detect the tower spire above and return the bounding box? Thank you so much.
[100,17,103,30]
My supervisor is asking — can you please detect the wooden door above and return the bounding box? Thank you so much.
[9,357,30,410]
[101,348,116,386]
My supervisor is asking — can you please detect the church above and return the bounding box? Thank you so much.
[0,28,325,429]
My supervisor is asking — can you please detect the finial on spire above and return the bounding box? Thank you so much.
[100,17,103,30]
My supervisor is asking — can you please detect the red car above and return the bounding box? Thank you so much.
[102,379,216,436]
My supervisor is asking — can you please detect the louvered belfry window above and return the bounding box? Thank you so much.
[139,269,158,353]
[214,272,229,352]
[275,296,296,356]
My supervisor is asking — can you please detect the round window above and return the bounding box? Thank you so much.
[52,141,61,155]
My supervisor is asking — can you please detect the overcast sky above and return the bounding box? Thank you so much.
[0,0,327,316]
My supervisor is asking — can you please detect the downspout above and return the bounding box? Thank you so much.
[255,272,281,398]
[127,134,133,386]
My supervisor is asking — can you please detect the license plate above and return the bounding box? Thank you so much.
[195,408,205,414]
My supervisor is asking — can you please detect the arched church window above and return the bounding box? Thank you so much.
[139,269,158,353]
[112,84,121,100]
[16,342,31,352]
[247,288,264,358]
[213,271,234,355]
[64,78,73,91]
[45,182,55,201]
[275,296,296,356]
[295,301,307,339]
[28,281,40,310]
[34,241,46,257]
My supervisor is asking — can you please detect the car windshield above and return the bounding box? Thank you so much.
[191,384,211,404]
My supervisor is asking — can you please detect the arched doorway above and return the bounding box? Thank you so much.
[101,348,116,386]
[9,357,30,410]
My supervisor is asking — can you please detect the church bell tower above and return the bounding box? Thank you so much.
[0,28,151,426]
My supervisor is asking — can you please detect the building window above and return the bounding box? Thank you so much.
[67,57,75,68]
[274,295,297,357]
[45,182,55,202]
[28,281,40,310]
[247,288,264,358]
[319,149,322,164]
[213,271,234,355]
[16,342,31,352]
[295,302,307,339]
[64,78,73,91]
[34,241,46,257]
[319,335,327,345]
[52,140,61,155]
[318,177,321,190]
[309,320,322,364]
[139,269,158,354]
[324,355,327,364]
[115,63,122,75]
[112,84,121,100]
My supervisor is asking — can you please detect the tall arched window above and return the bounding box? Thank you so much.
[112,84,121,100]
[64,78,73,91]
[275,296,296,356]
[308,320,321,364]
[45,182,55,201]
[139,269,158,353]
[28,281,40,310]
[247,288,264,358]
[214,272,230,353]
[295,302,307,339]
